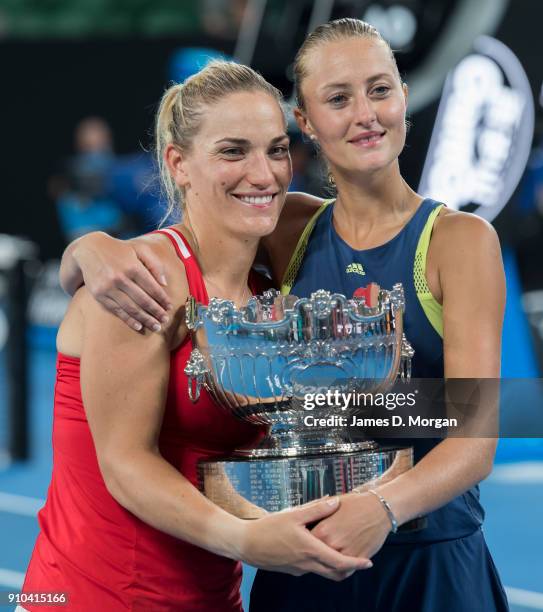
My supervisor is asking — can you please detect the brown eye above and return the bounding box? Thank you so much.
[269,146,289,157]
[221,148,244,157]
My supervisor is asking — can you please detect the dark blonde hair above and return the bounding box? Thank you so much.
[155,60,285,219]
[294,18,400,110]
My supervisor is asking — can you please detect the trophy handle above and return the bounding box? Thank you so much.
[400,334,415,381]
[388,284,414,383]
[184,349,209,403]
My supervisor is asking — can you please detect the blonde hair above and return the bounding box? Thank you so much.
[294,18,400,110]
[155,60,285,220]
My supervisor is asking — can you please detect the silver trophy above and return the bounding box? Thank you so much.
[185,285,418,521]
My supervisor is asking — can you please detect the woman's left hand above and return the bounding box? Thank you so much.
[311,491,391,559]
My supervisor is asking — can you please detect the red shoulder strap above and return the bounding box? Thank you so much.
[153,228,271,302]
[152,228,209,304]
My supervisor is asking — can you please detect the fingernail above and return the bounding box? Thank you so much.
[166,303,173,311]
[326,497,339,507]
[161,315,169,324]
[152,323,162,332]
[366,561,373,569]
[160,275,167,286]
[133,322,142,331]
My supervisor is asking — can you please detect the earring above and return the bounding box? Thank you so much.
[328,172,336,186]
[310,134,317,141]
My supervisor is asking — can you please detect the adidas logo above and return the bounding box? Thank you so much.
[345,263,366,276]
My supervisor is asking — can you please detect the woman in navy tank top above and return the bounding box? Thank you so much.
[61,19,508,612]
[251,19,508,612]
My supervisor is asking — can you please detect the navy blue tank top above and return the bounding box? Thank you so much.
[289,198,484,543]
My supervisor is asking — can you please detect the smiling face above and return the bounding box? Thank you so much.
[171,90,291,238]
[295,36,407,179]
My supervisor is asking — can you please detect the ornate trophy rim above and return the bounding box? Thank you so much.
[184,286,414,458]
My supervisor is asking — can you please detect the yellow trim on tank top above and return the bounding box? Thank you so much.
[413,204,444,338]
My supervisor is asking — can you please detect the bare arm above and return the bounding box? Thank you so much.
[59,234,87,296]
[312,212,505,556]
[376,212,504,523]
[58,192,323,330]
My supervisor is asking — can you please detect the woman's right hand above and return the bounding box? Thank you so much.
[236,497,373,581]
[71,232,173,332]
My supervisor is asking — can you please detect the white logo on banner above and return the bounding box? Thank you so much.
[419,36,534,221]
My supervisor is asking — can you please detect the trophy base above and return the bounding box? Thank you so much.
[198,445,414,519]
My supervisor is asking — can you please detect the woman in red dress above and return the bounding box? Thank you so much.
[20,61,370,612]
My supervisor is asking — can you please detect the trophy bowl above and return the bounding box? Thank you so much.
[186,285,420,520]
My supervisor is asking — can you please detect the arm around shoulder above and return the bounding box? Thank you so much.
[59,231,108,296]
[59,230,173,332]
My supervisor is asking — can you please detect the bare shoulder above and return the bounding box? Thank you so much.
[424,209,503,305]
[282,191,325,224]
[432,209,501,260]
[134,230,190,306]
[263,192,328,283]
[265,192,324,245]
[285,191,326,214]
[128,231,192,347]
[429,208,505,316]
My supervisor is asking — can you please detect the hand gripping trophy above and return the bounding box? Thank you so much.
[185,283,421,525]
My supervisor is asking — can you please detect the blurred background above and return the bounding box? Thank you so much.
[1,0,543,610]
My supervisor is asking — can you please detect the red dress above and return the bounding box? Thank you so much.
[22,228,265,611]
